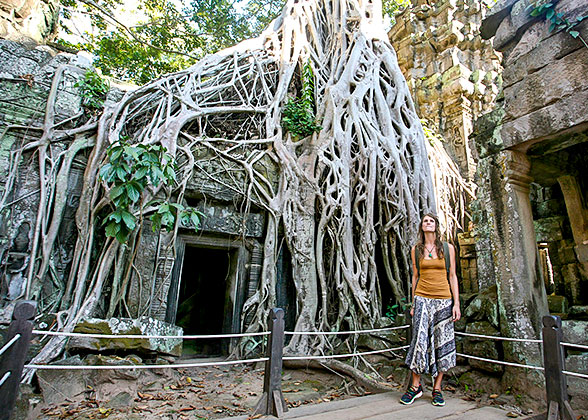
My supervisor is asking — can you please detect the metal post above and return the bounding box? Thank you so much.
[542,315,576,420]
[0,301,37,420]
[254,308,287,417]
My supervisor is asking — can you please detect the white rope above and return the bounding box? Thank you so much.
[562,370,588,380]
[0,334,20,357]
[561,342,588,351]
[285,325,410,336]
[0,371,11,387]
[32,330,270,340]
[455,331,542,343]
[283,345,410,361]
[26,357,269,370]
[456,352,544,371]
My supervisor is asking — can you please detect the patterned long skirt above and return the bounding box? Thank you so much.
[405,295,456,378]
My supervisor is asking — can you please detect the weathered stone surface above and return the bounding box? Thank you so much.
[37,354,175,404]
[568,306,588,320]
[502,23,587,88]
[533,217,564,243]
[480,0,518,39]
[389,0,502,179]
[0,0,59,44]
[547,295,568,314]
[561,264,584,306]
[66,317,183,357]
[464,285,499,328]
[196,201,264,238]
[501,86,588,148]
[561,320,588,345]
[464,321,504,374]
[36,356,88,404]
[565,353,588,408]
[504,48,588,121]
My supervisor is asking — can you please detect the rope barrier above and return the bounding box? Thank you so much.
[562,370,588,380]
[283,345,410,361]
[0,371,11,388]
[284,325,410,336]
[561,342,588,351]
[0,334,20,357]
[25,357,269,371]
[455,331,542,343]
[456,352,544,371]
[31,330,270,340]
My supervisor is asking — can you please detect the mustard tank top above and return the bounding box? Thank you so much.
[415,257,451,299]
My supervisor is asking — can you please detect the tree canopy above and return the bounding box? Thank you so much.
[57,0,409,84]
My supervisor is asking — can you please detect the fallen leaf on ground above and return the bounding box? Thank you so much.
[490,394,499,399]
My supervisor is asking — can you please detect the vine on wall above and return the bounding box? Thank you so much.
[528,2,588,48]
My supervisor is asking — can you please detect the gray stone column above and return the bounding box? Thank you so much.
[557,175,588,304]
[487,150,548,371]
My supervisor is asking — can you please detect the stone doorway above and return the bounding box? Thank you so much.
[166,235,248,357]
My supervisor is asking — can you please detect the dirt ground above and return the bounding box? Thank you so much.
[18,352,568,420]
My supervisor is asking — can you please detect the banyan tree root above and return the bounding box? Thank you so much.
[18,0,441,373]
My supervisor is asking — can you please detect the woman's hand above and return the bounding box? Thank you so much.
[410,306,414,317]
[452,304,461,322]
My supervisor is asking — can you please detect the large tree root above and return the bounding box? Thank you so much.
[284,359,395,393]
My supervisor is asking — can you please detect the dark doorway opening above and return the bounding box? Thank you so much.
[176,246,231,356]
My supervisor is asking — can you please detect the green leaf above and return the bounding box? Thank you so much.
[121,210,136,230]
[105,221,120,237]
[109,184,125,200]
[125,183,140,202]
[569,30,580,38]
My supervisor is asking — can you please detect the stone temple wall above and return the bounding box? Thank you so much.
[0,0,58,44]
[389,0,502,181]
[475,0,588,407]
[389,0,503,295]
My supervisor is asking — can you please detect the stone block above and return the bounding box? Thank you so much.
[533,217,564,243]
[500,87,588,149]
[66,317,183,357]
[575,244,588,263]
[195,201,265,237]
[502,21,588,88]
[562,264,583,305]
[464,285,499,328]
[568,306,588,320]
[536,199,563,218]
[464,321,503,374]
[561,320,588,345]
[504,48,588,121]
[565,354,588,410]
[547,295,569,314]
[559,243,578,265]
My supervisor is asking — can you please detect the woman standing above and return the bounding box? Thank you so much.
[400,213,460,407]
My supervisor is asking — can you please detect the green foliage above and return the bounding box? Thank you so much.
[99,137,202,243]
[58,0,282,84]
[382,0,411,26]
[385,297,410,322]
[527,2,588,48]
[281,62,322,139]
[74,70,110,110]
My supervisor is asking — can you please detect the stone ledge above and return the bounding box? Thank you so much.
[500,87,588,148]
[66,317,183,357]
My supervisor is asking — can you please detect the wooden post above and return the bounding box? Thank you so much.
[0,301,37,420]
[254,308,287,417]
[542,315,576,420]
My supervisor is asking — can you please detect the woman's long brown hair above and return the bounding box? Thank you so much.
[415,213,444,260]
